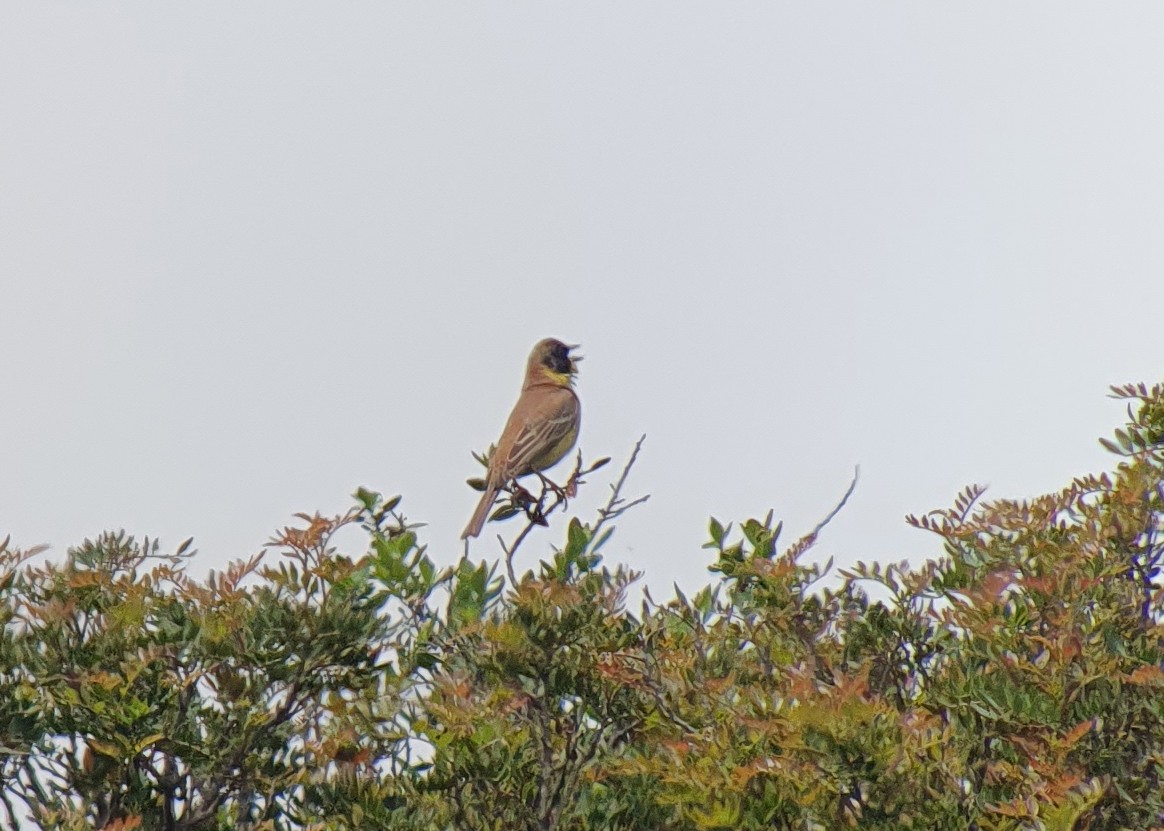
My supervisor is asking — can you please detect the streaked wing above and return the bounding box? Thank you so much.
[505,394,579,474]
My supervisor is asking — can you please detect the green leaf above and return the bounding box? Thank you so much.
[353,486,379,510]
[591,527,615,553]
[708,517,724,545]
[565,518,589,559]
[382,494,403,514]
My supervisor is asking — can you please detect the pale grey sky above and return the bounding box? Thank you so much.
[2,3,1162,595]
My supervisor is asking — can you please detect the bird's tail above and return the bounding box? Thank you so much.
[462,484,498,539]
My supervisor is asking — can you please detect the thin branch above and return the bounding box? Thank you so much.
[0,786,18,831]
[781,466,860,563]
[811,465,859,540]
[18,764,51,818]
[499,522,535,588]
[1131,485,1161,623]
[590,435,650,546]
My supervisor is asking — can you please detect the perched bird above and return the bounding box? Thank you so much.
[462,338,582,539]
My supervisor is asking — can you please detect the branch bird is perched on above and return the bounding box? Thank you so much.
[462,338,582,539]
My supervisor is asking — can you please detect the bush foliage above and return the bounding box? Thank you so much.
[3,383,1164,830]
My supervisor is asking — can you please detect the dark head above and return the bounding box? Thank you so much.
[526,338,581,387]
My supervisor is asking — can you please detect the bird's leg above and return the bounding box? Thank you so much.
[510,480,535,504]
[535,472,568,503]
[509,480,550,526]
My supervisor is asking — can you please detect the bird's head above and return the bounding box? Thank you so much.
[527,338,581,387]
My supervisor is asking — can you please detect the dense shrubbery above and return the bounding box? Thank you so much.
[2,383,1164,830]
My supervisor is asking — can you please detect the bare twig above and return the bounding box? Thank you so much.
[590,435,650,547]
[781,466,859,563]
[811,465,859,541]
[499,528,527,588]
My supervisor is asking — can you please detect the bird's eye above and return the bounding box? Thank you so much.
[545,342,571,373]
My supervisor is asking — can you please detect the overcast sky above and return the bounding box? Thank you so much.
[3,4,1163,596]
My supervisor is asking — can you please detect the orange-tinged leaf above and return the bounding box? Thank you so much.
[1061,718,1096,750]
[105,817,142,831]
[1126,665,1164,686]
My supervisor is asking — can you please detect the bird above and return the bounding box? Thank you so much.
[462,338,582,539]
